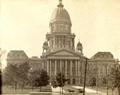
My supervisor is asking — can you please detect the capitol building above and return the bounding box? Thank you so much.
[7,0,118,86]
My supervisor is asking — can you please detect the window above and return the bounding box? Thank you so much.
[65,25,69,31]
[72,79,76,84]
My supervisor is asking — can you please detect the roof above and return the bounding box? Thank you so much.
[50,2,71,25]
[91,52,114,59]
[7,50,28,59]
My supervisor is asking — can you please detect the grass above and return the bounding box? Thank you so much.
[64,85,119,95]
[2,85,119,95]
[88,86,119,95]
[2,85,52,94]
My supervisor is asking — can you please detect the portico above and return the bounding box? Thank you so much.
[41,49,85,85]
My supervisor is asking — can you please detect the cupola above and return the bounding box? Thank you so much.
[76,41,83,54]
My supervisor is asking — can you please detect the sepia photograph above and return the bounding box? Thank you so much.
[0,0,120,95]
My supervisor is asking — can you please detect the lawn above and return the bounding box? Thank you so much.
[2,85,119,95]
[2,85,52,94]
[64,85,119,95]
[88,86,119,95]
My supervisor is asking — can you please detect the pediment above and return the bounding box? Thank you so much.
[46,49,81,59]
[53,50,74,56]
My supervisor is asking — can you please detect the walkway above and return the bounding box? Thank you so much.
[72,86,106,95]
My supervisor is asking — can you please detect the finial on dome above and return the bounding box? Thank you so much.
[59,0,62,3]
[57,0,64,8]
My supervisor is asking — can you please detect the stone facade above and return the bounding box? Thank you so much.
[6,1,119,86]
[87,52,118,86]
[41,1,85,85]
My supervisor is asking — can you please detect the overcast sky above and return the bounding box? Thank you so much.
[1,0,120,67]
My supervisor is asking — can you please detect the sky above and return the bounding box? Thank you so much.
[1,0,120,68]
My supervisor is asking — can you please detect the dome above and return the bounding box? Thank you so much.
[50,2,71,25]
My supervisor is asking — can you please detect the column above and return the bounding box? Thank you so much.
[45,61,47,71]
[77,60,79,76]
[65,60,67,77]
[49,60,51,77]
[51,60,54,76]
[47,60,49,74]
[81,61,83,84]
[62,60,65,75]
[44,61,46,70]
[70,60,72,87]
[48,60,50,75]
[77,60,81,84]
[77,60,80,84]
[75,60,77,77]
[76,60,78,84]
[68,60,70,77]
[60,60,62,73]
[55,60,57,75]
[70,60,72,76]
